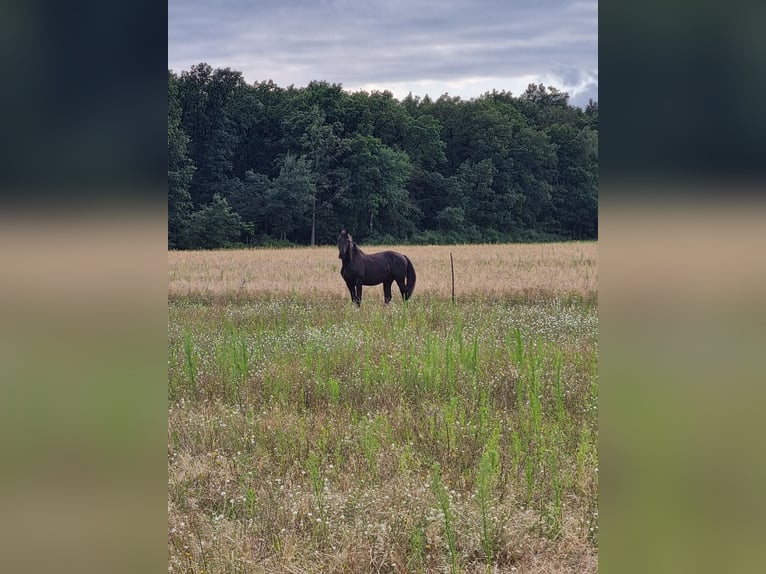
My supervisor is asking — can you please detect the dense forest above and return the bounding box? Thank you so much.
[169,63,597,249]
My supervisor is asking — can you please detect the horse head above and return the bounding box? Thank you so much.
[337,230,353,259]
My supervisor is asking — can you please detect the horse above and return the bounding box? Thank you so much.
[337,230,416,306]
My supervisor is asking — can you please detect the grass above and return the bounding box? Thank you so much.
[168,243,598,573]
[168,242,597,303]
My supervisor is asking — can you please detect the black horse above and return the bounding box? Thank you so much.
[337,230,416,306]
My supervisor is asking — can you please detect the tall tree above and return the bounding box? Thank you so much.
[402,114,446,171]
[233,80,291,178]
[263,154,315,242]
[222,170,271,231]
[585,99,599,130]
[407,168,455,230]
[338,134,414,241]
[168,71,195,249]
[547,124,598,238]
[455,158,499,231]
[178,64,247,205]
[503,123,557,232]
[282,105,350,245]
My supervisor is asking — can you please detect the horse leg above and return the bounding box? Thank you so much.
[346,281,356,304]
[354,282,363,306]
[383,280,393,304]
[395,276,407,300]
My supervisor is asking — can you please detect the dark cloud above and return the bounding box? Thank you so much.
[168,0,597,103]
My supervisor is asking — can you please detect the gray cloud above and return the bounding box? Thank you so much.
[169,0,597,104]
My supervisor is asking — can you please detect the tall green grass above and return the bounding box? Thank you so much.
[168,296,598,572]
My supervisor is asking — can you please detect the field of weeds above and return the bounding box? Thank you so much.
[168,242,598,573]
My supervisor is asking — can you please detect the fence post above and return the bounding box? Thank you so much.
[450,252,455,304]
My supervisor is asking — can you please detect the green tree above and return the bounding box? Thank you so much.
[519,83,576,129]
[454,159,499,232]
[547,124,598,238]
[232,80,291,179]
[169,65,597,245]
[402,114,446,171]
[222,170,271,230]
[338,134,414,241]
[407,168,456,230]
[436,206,466,231]
[180,193,245,249]
[504,124,557,232]
[168,71,195,249]
[178,64,247,205]
[263,154,315,242]
[585,99,598,130]
[344,90,411,150]
[282,105,350,244]
[298,81,346,126]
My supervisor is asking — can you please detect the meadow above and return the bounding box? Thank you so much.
[168,242,598,573]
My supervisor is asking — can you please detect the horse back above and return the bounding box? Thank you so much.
[360,251,407,285]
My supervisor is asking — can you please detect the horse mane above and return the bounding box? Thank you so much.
[345,233,361,257]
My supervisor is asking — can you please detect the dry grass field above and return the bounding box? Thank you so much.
[168,242,598,573]
[168,242,597,303]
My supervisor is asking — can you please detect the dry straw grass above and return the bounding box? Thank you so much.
[168,241,598,574]
[168,242,597,302]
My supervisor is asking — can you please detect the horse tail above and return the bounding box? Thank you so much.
[404,256,416,300]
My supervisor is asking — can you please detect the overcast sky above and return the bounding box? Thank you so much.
[168,0,597,107]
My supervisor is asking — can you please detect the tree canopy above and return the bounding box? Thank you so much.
[169,65,598,249]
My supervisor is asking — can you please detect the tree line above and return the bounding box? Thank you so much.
[169,63,597,249]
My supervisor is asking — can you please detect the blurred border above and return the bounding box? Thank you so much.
[600,1,766,572]
[0,2,167,573]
